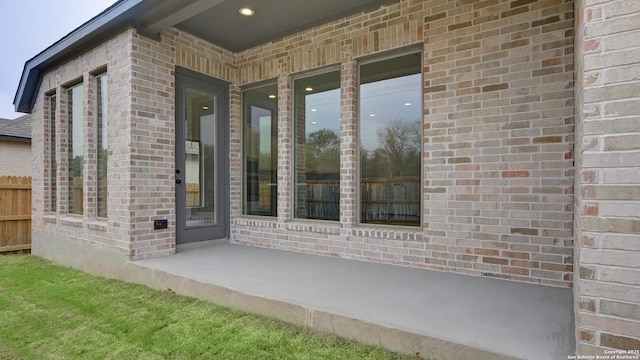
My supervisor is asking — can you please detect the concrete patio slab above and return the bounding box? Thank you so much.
[132,242,575,360]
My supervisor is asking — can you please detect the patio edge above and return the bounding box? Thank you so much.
[31,233,517,360]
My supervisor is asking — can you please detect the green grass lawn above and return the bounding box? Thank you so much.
[0,255,417,360]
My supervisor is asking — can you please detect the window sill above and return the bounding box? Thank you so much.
[234,216,278,228]
[43,214,57,224]
[285,220,341,235]
[351,223,425,241]
[58,216,84,228]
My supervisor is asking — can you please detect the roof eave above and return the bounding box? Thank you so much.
[0,135,31,143]
[13,0,146,114]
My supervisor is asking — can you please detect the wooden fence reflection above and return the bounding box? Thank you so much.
[304,177,420,225]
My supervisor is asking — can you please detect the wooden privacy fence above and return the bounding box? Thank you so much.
[186,183,200,207]
[305,177,421,225]
[0,176,31,253]
[305,180,340,220]
[72,177,83,214]
[360,177,421,226]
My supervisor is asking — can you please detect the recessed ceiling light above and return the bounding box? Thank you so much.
[268,94,276,99]
[239,7,254,16]
[305,87,313,92]
[202,106,209,110]
[311,121,318,125]
[311,109,317,112]
[369,114,376,117]
[404,102,412,106]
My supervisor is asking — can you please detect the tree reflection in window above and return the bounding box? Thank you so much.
[360,53,422,226]
[294,71,340,221]
[68,84,84,215]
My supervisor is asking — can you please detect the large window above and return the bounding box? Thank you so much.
[96,74,108,218]
[49,94,57,213]
[359,53,422,226]
[294,71,340,221]
[243,84,278,217]
[68,84,84,215]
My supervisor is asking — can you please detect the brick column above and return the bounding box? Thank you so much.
[127,30,176,259]
[277,61,293,222]
[574,0,640,354]
[83,73,97,221]
[340,45,357,228]
[293,86,307,219]
[54,89,64,214]
[229,84,243,219]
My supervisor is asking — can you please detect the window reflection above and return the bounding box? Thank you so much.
[294,71,340,221]
[185,88,216,226]
[360,53,422,226]
[244,84,278,216]
[68,84,84,215]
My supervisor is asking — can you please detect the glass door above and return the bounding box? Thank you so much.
[175,68,228,244]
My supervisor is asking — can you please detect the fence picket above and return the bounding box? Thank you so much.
[0,176,31,254]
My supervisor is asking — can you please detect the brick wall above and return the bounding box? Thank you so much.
[28,0,640,353]
[31,27,237,260]
[575,0,640,353]
[31,0,576,285]
[233,0,576,287]
[32,29,135,255]
[126,29,236,259]
[0,141,31,176]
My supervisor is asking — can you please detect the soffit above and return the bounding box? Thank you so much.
[173,0,399,52]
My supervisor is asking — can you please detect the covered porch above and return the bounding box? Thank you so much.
[130,241,574,360]
[21,0,640,355]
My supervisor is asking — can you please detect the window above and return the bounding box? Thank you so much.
[68,84,84,215]
[49,94,57,213]
[243,84,278,216]
[96,74,107,218]
[294,71,340,221]
[359,53,422,226]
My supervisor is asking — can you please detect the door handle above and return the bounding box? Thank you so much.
[176,179,182,184]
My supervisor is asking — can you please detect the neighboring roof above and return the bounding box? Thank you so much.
[14,0,396,114]
[0,115,31,143]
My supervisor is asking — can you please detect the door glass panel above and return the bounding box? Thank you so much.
[185,88,216,227]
